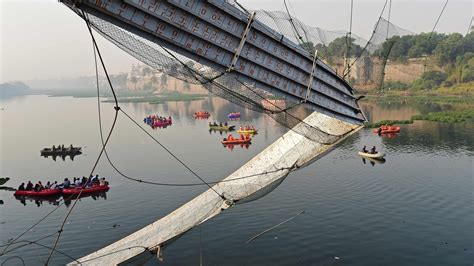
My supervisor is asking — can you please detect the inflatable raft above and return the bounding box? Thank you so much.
[358,151,385,159]
[374,126,401,134]
[62,185,110,195]
[227,112,241,119]
[14,189,62,197]
[222,138,251,145]
[194,111,210,118]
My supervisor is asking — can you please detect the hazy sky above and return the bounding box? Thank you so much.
[1,0,472,82]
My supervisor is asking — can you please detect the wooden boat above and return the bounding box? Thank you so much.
[62,185,110,195]
[14,189,62,197]
[358,151,385,159]
[209,125,235,131]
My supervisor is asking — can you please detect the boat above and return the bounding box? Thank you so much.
[144,115,172,128]
[358,151,385,159]
[14,189,62,197]
[153,119,172,127]
[40,146,81,156]
[373,126,401,134]
[209,125,235,131]
[62,185,110,196]
[194,111,210,118]
[222,136,252,145]
[236,127,258,134]
[227,112,241,119]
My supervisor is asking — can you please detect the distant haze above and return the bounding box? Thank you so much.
[1,0,472,83]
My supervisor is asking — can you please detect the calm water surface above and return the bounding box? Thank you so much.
[0,95,472,265]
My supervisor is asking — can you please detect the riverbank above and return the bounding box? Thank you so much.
[102,92,208,104]
[361,81,474,100]
[364,109,474,128]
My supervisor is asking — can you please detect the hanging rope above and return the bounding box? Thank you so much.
[467,17,473,35]
[284,0,305,45]
[344,0,354,78]
[343,0,389,78]
[44,12,121,265]
[424,0,449,72]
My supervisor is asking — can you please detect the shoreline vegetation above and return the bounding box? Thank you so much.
[364,109,474,128]
[102,92,208,104]
[32,89,210,104]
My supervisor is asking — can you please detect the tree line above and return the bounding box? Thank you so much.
[300,32,474,90]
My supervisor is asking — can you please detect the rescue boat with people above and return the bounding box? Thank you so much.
[153,118,172,127]
[14,189,62,197]
[358,151,386,159]
[374,125,401,134]
[237,126,258,134]
[222,134,252,145]
[227,112,241,119]
[62,185,110,196]
[194,111,210,118]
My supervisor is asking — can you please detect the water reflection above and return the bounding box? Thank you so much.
[361,157,386,166]
[41,153,81,161]
[222,143,252,151]
[14,192,108,207]
[15,195,61,207]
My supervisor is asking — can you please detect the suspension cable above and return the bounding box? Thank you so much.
[44,13,121,265]
[343,0,389,78]
[424,0,449,72]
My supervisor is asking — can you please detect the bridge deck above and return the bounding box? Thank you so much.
[62,0,365,124]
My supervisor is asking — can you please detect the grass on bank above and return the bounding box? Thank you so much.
[102,92,209,104]
[364,109,474,128]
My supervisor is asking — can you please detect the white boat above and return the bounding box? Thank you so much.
[358,151,385,159]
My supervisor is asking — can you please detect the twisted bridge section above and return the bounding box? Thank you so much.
[62,0,364,125]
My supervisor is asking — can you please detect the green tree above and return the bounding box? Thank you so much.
[412,71,447,90]
[326,36,363,59]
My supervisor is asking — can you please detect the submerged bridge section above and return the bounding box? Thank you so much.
[62,0,364,124]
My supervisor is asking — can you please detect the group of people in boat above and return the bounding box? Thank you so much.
[225,134,250,141]
[209,121,228,127]
[145,115,171,122]
[17,175,109,192]
[239,125,255,131]
[195,111,210,116]
[362,145,378,154]
[377,125,399,133]
[50,144,76,152]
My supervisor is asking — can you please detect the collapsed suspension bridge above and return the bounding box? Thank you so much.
[58,0,367,264]
[10,0,393,264]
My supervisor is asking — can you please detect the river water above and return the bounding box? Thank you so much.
[0,95,472,265]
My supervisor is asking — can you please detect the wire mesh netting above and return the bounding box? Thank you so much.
[66,1,411,145]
